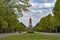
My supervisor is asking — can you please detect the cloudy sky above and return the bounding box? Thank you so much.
[18,0,56,27]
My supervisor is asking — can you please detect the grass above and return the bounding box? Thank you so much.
[0,33,60,40]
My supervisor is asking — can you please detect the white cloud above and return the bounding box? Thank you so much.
[44,3,54,7]
[19,0,56,27]
[30,2,36,6]
[35,3,55,8]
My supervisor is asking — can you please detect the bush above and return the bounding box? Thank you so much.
[27,31,34,33]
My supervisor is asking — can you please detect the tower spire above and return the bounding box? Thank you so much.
[29,17,32,30]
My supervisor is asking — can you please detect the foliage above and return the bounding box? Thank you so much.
[0,0,30,33]
[33,14,54,32]
[16,23,28,31]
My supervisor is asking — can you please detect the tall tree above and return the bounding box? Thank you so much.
[53,0,60,32]
[0,0,30,33]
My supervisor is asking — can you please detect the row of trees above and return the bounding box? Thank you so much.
[33,0,60,33]
[0,0,30,33]
[33,14,57,32]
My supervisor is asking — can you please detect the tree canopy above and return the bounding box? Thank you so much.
[0,0,30,33]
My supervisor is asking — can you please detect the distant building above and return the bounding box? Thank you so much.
[29,17,32,30]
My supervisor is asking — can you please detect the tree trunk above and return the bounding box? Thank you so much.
[56,29,57,33]
[0,22,2,33]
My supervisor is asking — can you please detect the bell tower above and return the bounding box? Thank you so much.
[29,17,32,30]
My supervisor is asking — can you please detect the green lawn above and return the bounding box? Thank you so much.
[0,33,60,40]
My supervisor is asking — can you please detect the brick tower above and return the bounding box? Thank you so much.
[29,17,32,30]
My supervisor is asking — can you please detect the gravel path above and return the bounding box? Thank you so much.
[35,32,60,36]
[0,33,20,38]
[0,32,60,38]
[0,32,27,38]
